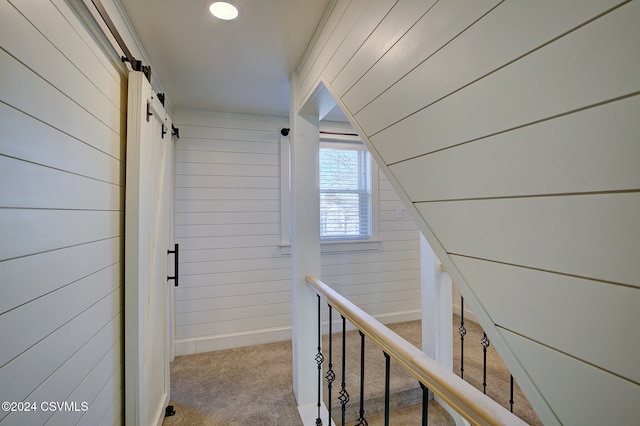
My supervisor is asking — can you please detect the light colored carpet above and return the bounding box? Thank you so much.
[162,319,540,425]
[163,339,302,425]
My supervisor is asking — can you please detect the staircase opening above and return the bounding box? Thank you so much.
[454,285,542,425]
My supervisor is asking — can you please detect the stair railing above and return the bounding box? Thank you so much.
[457,295,529,418]
[306,275,527,426]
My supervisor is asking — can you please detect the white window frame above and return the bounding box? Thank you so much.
[319,137,376,241]
[280,126,379,254]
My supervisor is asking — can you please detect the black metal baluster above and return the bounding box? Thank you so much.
[420,382,429,426]
[481,332,490,394]
[339,316,349,426]
[355,331,368,426]
[326,305,336,425]
[315,295,324,425]
[384,352,390,426]
[458,296,466,379]
[510,375,515,413]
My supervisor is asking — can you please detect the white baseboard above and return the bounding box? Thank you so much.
[174,326,292,356]
[174,309,422,356]
[376,308,422,324]
[320,308,421,334]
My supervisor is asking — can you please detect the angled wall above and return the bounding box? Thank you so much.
[294,1,640,424]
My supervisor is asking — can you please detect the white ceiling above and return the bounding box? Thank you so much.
[119,0,334,118]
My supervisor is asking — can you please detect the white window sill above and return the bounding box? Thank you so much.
[279,239,381,255]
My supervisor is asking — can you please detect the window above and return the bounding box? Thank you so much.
[279,126,379,253]
[320,140,372,240]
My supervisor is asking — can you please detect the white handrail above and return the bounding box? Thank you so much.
[306,275,528,426]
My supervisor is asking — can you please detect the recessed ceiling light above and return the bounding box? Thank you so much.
[209,2,239,20]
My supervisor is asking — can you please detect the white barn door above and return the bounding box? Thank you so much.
[125,71,172,426]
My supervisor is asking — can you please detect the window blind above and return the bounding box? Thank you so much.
[320,144,371,239]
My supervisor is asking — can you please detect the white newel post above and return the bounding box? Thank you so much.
[420,232,454,368]
[421,232,450,363]
[290,82,321,410]
[421,232,468,425]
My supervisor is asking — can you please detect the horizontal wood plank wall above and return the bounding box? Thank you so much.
[173,111,291,355]
[0,0,126,425]
[294,0,640,424]
[173,110,421,354]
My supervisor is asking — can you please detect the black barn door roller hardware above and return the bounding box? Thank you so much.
[91,0,151,82]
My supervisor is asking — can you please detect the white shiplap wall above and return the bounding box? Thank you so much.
[173,110,421,355]
[172,111,291,355]
[0,0,126,424]
[294,0,640,424]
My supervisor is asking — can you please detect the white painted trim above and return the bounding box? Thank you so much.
[290,72,322,406]
[174,309,421,356]
[372,309,421,325]
[175,108,290,123]
[280,119,381,250]
[280,132,291,246]
[280,239,382,255]
[174,326,293,356]
[421,233,454,370]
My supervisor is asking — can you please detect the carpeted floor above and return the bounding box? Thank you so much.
[163,319,541,425]
[163,339,302,425]
[451,314,541,426]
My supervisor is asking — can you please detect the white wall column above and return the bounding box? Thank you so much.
[421,232,468,424]
[420,232,453,365]
[290,76,321,407]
